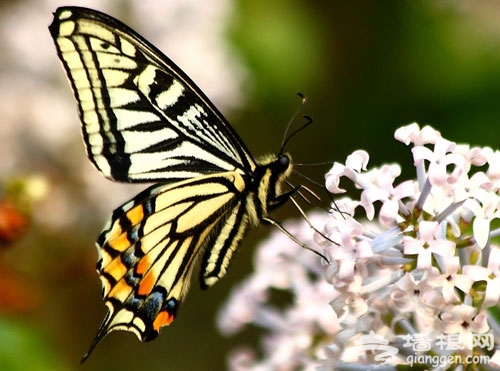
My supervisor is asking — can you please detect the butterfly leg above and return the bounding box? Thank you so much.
[262,216,328,262]
[269,185,302,210]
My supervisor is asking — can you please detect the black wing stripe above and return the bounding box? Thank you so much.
[200,200,250,289]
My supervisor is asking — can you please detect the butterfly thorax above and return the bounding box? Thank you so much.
[245,153,293,226]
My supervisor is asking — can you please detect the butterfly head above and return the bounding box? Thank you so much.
[255,152,293,179]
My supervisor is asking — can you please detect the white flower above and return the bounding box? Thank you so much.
[425,257,474,304]
[402,221,455,270]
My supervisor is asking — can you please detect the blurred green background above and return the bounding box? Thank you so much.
[1,0,500,370]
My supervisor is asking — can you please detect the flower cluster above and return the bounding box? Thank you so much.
[218,123,500,370]
[217,213,338,370]
[322,123,500,368]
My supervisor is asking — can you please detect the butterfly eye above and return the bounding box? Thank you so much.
[278,154,290,171]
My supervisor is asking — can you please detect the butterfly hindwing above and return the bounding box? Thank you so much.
[85,171,249,358]
[49,6,255,182]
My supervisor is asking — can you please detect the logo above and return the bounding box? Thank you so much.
[349,331,492,368]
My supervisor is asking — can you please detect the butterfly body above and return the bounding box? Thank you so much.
[49,6,296,360]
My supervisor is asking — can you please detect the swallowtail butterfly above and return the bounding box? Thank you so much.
[49,6,318,361]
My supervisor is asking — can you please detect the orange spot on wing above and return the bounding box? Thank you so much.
[107,232,131,252]
[136,256,150,275]
[153,310,174,331]
[126,205,144,225]
[105,222,124,241]
[103,257,127,281]
[138,270,155,296]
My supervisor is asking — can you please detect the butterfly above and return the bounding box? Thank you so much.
[49,6,319,362]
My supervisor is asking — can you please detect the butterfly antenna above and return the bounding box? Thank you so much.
[280,93,311,153]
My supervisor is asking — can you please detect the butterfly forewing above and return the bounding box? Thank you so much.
[50,7,255,182]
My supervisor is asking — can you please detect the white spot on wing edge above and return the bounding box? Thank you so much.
[57,11,75,34]
[155,80,185,110]
[135,65,157,94]
[93,155,112,178]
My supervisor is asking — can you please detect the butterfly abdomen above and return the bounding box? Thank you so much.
[199,154,293,289]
